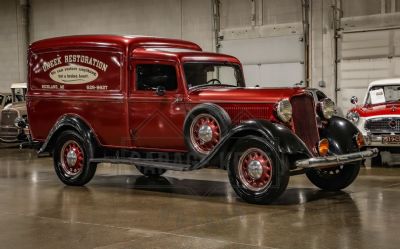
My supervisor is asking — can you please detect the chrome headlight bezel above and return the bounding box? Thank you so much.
[319,98,335,119]
[346,111,360,124]
[276,99,292,123]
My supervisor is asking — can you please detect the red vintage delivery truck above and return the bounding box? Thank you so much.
[26,35,377,204]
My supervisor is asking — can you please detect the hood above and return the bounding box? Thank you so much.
[4,101,27,112]
[188,87,306,103]
[351,102,400,117]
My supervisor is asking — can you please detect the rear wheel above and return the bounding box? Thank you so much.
[228,136,289,204]
[371,152,383,167]
[53,130,97,186]
[306,160,360,191]
[135,165,167,177]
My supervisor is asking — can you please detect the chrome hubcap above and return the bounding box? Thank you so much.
[238,148,273,192]
[60,140,84,177]
[247,160,263,180]
[198,125,213,143]
[66,150,78,167]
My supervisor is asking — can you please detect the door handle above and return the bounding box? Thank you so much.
[173,96,184,103]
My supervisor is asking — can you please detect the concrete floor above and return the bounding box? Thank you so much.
[0,148,400,249]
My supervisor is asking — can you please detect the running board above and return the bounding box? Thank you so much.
[90,157,193,171]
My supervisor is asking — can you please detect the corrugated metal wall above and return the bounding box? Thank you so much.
[337,0,400,114]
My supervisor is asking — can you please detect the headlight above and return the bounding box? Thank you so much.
[14,117,26,128]
[319,98,335,119]
[276,99,292,123]
[346,111,360,124]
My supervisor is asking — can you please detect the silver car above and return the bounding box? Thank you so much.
[0,83,28,143]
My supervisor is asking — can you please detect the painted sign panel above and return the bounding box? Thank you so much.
[49,65,98,84]
[30,50,122,91]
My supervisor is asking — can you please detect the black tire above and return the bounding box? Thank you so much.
[135,165,167,177]
[306,159,361,191]
[183,103,231,159]
[227,136,289,204]
[53,130,97,186]
[371,152,382,167]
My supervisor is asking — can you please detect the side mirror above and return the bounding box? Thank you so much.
[155,86,166,96]
[350,96,358,105]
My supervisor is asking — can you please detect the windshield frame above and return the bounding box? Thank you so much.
[182,62,245,91]
[365,84,400,105]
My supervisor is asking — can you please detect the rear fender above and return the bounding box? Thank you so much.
[39,114,100,155]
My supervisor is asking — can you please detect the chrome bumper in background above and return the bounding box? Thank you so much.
[295,148,379,168]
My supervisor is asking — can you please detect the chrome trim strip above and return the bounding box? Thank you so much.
[295,148,379,168]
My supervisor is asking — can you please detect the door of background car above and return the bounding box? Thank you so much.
[128,59,187,150]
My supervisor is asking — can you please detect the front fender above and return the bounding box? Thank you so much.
[320,116,360,154]
[193,120,312,169]
[39,114,99,154]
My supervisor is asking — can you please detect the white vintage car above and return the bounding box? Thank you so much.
[0,83,28,143]
[346,78,400,165]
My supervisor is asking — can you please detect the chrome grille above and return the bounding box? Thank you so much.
[290,94,319,153]
[1,110,18,126]
[365,118,400,133]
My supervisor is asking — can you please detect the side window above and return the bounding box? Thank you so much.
[136,64,177,91]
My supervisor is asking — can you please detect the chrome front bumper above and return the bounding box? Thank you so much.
[295,148,379,168]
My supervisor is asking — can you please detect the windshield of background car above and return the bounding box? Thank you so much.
[366,85,400,105]
[183,63,244,89]
[15,94,24,102]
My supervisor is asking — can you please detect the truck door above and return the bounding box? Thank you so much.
[128,60,187,151]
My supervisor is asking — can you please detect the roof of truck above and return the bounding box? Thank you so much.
[29,35,202,52]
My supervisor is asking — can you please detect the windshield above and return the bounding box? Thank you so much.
[15,94,24,102]
[183,62,244,89]
[366,85,400,105]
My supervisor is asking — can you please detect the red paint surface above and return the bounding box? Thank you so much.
[27,35,310,152]
[350,102,400,117]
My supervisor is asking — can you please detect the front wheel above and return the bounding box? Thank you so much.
[306,162,361,191]
[228,136,289,204]
[53,130,97,186]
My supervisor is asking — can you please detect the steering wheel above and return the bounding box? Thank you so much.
[206,78,222,85]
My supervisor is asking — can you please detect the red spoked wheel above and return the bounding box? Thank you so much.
[60,140,84,177]
[228,136,289,204]
[189,113,221,155]
[53,130,97,186]
[238,148,273,192]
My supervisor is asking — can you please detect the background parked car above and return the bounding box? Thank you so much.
[0,83,29,143]
[346,78,400,166]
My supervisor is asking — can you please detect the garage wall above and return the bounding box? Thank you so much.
[30,0,213,52]
[218,0,305,87]
[0,0,28,92]
[336,0,400,114]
